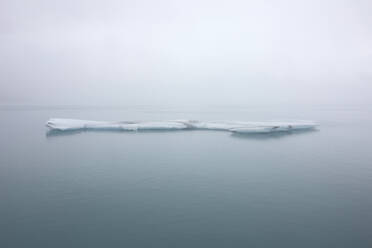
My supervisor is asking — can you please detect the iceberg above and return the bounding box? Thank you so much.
[46,118,317,134]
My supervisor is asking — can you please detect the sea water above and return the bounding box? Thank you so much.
[1,105,372,247]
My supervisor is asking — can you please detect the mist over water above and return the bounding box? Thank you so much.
[1,0,372,106]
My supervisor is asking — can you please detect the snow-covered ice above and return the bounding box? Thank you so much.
[46,118,318,134]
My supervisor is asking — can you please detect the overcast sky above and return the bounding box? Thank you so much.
[1,0,371,106]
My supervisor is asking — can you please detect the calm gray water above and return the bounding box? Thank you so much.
[1,105,372,248]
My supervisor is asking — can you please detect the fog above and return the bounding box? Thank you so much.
[1,0,371,106]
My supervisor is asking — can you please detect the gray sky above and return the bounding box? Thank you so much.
[1,0,371,106]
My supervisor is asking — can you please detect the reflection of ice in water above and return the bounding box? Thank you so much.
[46,118,318,134]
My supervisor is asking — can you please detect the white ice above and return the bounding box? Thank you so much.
[46,118,317,133]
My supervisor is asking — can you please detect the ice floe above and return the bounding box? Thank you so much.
[46,118,317,134]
